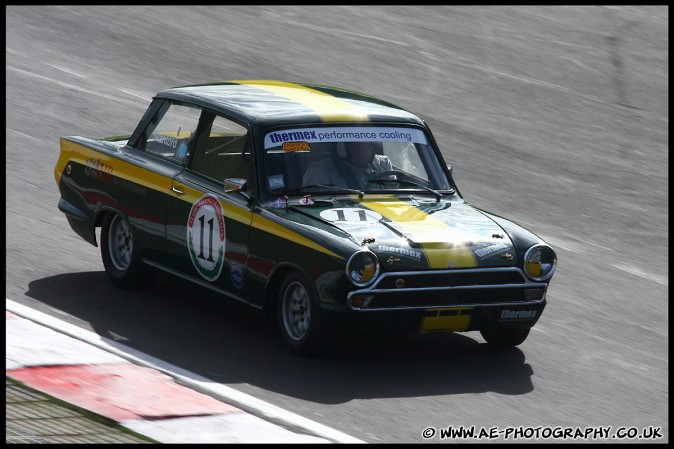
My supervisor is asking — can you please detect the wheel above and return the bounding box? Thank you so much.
[480,328,530,347]
[277,271,325,356]
[100,212,150,289]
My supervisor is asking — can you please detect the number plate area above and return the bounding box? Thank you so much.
[420,307,473,332]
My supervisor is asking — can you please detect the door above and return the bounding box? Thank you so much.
[165,112,256,303]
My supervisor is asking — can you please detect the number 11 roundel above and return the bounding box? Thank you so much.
[187,194,225,281]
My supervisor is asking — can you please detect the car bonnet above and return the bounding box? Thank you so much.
[267,195,517,270]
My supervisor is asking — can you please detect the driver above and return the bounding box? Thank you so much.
[302,141,392,190]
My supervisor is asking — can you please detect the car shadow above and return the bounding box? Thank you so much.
[25,271,535,404]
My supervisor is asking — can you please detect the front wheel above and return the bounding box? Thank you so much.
[480,328,530,347]
[100,212,151,289]
[277,272,326,356]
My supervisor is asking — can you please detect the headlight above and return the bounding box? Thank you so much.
[346,250,380,287]
[523,244,557,281]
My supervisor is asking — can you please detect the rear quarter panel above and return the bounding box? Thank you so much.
[54,136,180,261]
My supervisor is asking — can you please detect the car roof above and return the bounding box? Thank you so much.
[156,80,425,128]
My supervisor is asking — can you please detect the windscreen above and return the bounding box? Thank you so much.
[263,126,451,194]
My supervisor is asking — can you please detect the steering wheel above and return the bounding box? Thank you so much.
[366,170,411,183]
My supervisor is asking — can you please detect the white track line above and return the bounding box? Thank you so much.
[6,298,365,444]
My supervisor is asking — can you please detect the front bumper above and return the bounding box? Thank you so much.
[342,267,548,333]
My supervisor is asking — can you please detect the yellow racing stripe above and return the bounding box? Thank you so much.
[56,139,340,259]
[352,195,478,268]
[177,183,253,226]
[56,138,172,195]
[232,80,370,122]
[178,183,341,258]
[251,215,342,259]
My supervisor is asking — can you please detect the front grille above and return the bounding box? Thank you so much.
[374,268,525,289]
[349,267,545,310]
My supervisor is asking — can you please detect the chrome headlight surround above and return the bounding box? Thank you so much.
[523,244,557,282]
[346,250,380,287]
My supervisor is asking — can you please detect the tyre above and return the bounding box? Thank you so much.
[100,212,150,289]
[277,271,326,356]
[480,328,530,347]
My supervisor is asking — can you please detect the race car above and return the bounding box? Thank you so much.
[54,80,557,355]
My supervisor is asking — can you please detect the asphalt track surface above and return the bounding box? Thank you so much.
[6,6,668,444]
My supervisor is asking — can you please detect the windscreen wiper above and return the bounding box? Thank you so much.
[284,184,365,198]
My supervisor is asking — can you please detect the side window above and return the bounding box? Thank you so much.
[190,115,250,183]
[140,102,201,164]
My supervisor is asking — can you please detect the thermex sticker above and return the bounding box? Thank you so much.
[187,194,225,281]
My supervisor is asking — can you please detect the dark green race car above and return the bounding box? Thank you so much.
[54,80,557,355]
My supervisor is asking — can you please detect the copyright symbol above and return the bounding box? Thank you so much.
[422,427,436,439]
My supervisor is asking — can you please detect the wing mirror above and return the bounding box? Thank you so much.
[224,178,251,200]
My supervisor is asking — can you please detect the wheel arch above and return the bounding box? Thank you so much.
[93,207,126,247]
[263,262,316,317]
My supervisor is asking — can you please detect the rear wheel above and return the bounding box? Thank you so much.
[277,272,325,356]
[100,213,150,289]
[480,328,530,347]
